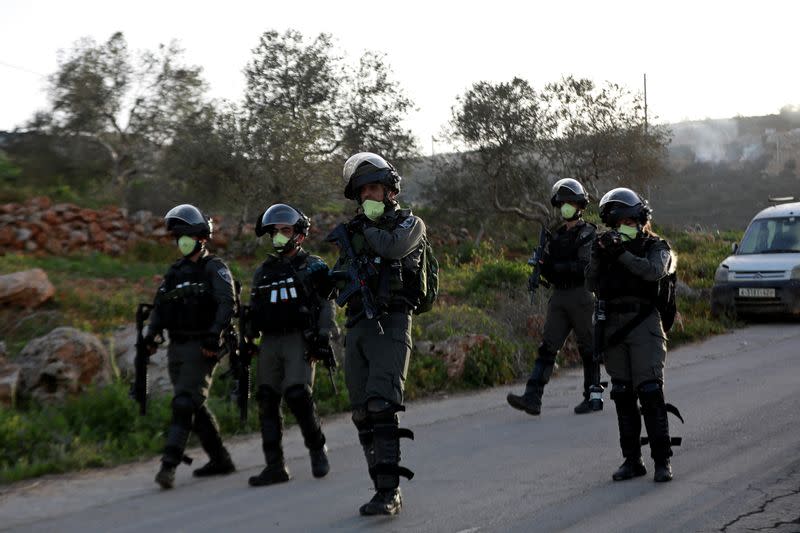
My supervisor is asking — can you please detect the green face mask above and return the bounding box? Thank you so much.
[272,232,291,251]
[618,224,639,241]
[177,235,198,256]
[362,199,385,221]
[560,203,577,220]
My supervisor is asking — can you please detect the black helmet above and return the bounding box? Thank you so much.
[599,188,652,227]
[550,178,588,208]
[342,152,401,200]
[255,203,311,237]
[164,204,213,238]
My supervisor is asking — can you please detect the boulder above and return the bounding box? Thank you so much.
[416,334,491,378]
[676,280,698,299]
[17,327,113,403]
[0,268,55,308]
[110,324,172,395]
[0,359,21,407]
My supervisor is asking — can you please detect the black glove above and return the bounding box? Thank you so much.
[240,341,258,358]
[141,333,159,355]
[201,334,221,355]
[599,231,625,259]
[305,330,335,365]
[347,215,370,234]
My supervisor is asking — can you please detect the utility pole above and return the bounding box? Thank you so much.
[431,135,437,157]
[643,73,648,134]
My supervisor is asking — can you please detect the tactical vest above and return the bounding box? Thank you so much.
[157,256,217,333]
[250,252,319,334]
[596,236,662,302]
[337,209,420,313]
[543,222,595,287]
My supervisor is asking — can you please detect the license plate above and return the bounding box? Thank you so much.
[738,288,776,298]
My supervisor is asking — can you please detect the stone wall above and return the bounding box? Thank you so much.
[0,197,239,256]
[0,196,475,256]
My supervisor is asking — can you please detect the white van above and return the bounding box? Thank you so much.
[711,199,800,317]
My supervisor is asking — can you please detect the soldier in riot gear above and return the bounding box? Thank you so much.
[586,187,678,483]
[329,152,426,516]
[141,204,237,490]
[507,178,600,415]
[242,203,337,487]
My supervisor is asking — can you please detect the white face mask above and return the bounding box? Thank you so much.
[177,235,199,256]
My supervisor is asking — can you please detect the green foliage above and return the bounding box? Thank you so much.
[465,260,528,294]
[462,337,516,388]
[413,304,508,342]
[0,382,171,483]
[664,228,742,289]
[0,151,22,183]
[405,354,449,400]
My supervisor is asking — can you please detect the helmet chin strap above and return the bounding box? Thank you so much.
[382,188,398,207]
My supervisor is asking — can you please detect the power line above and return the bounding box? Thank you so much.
[0,60,46,78]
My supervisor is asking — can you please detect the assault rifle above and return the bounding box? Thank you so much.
[286,260,339,395]
[527,225,551,304]
[305,329,338,395]
[229,304,252,424]
[326,223,384,332]
[590,299,606,410]
[131,303,154,416]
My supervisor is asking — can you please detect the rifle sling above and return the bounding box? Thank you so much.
[603,305,655,351]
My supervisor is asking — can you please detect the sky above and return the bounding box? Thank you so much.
[1,0,798,155]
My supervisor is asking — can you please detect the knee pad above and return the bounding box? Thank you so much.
[637,380,665,413]
[352,406,369,429]
[610,380,636,404]
[537,343,558,364]
[256,385,281,414]
[366,397,402,421]
[284,384,312,405]
[171,393,196,425]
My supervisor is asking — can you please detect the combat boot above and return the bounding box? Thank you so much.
[507,382,544,415]
[654,459,673,482]
[193,449,235,477]
[155,463,176,489]
[612,457,647,481]
[574,398,592,414]
[248,464,291,486]
[359,488,402,516]
[310,445,330,478]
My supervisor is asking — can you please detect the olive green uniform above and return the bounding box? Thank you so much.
[585,237,671,387]
[332,204,424,494]
[508,220,597,415]
[146,253,236,470]
[245,250,336,479]
[585,234,677,470]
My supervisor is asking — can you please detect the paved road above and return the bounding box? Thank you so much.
[2,324,799,532]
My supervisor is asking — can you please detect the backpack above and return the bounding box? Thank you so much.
[413,236,439,315]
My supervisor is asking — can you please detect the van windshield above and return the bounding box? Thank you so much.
[739,216,800,254]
